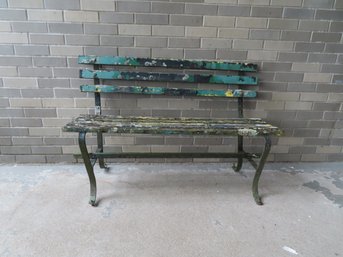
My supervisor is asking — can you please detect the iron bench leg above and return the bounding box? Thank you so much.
[97,132,109,170]
[233,135,243,172]
[79,132,97,206]
[251,135,271,205]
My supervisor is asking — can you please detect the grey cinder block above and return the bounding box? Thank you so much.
[136,136,165,145]
[33,57,67,67]
[303,0,334,8]
[308,53,337,63]
[12,22,47,33]
[251,7,283,18]
[295,42,325,52]
[25,108,57,118]
[250,29,280,40]
[100,36,134,47]
[269,18,298,29]
[284,8,315,19]
[218,6,250,16]
[312,32,341,43]
[136,37,167,48]
[44,0,80,10]
[278,52,308,62]
[169,38,200,48]
[330,22,343,32]
[84,24,118,35]
[152,2,185,14]
[100,12,134,24]
[48,23,83,34]
[185,3,217,15]
[22,88,54,98]
[118,47,150,58]
[0,127,28,136]
[15,45,49,56]
[12,137,43,145]
[66,35,99,46]
[11,118,43,128]
[325,43,343,53]
[299,20,329,31]
[19,67,52,78]
[170,14,203,26]
[16,155,46,163]
[316,10,343,21]
[184,49,216,59]
[136,14,169,25]
[0,45,14,55]
[0,9,26,21]
[117,1,151,13]
[30,34,64,45]
[84,46,118,56]
[281,31,311,41]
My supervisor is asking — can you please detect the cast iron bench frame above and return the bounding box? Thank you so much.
[63,55,282,206]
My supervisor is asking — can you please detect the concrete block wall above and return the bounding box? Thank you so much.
[0,0,342,163]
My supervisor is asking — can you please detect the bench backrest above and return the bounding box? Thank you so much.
[78,55,258,118]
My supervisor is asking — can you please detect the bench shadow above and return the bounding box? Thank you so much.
[94,168,308,206]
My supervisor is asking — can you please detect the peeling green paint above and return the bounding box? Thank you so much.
[78,55,258,72]
[80,85,257,98]
[63,114,283,136]
[80,70,258,85]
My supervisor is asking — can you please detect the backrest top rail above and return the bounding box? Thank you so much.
[78,55,258,72]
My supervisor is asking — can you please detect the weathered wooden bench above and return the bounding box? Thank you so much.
[63,55,282,206]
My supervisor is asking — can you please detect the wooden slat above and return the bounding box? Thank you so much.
[80,85,257,98]
[80,70,258,85]
[78,55,258,72]
[63,114,283,137]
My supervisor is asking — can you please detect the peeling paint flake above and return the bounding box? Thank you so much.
[238,128,258,137]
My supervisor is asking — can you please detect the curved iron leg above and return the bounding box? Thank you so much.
[252,135,271,205]
[97,132,108,170]
[233,135,243,172]
[79,132,97,206]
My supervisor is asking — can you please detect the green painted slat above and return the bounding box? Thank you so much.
[80,85,257,98]
[80,70,258,85]
[78,55,258,72]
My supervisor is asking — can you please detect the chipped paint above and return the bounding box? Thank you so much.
[80,70,258,85]
[80,85,257,98]
[78,55,258,72]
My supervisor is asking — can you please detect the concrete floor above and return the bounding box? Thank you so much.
[0,162,342,257]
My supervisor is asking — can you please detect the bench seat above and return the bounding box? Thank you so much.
[64,114,282,137]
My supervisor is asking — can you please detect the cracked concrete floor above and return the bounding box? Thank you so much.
[0,162,342,257]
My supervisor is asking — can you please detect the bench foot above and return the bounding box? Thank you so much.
[89,196,97,206]
[252,135,271,205]
[232,158,243,172]
[99,158,109,171]
[79,132,97,207]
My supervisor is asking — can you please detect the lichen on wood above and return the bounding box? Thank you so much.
[63,114,283,137]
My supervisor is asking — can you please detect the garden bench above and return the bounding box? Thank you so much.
[63,55,283,206]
